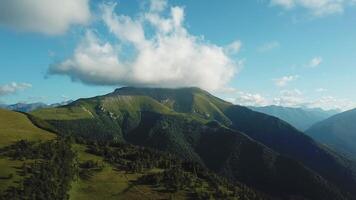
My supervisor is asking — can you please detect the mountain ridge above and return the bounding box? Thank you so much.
[306,108,356,160]
[30,87,356,199]
[249,105,339,131]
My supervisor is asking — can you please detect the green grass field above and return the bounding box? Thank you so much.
[70,144,187,200]
[0,109,55,148]
[0,109,56,193]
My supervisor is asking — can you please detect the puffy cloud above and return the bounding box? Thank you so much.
[307,56,323,68]
[273,75,299,87]
[0,0,91,35]
[270,0,351,16]
[258,41,280,52]
[49,31,128,85]
[0,82,32,96]
[49,2,240,92]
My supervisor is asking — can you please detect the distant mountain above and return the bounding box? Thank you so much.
[1,100,73,113]
[249,105,339,131]
[306,108,356,160]
[30,87,356,199]
[6,102,48,112]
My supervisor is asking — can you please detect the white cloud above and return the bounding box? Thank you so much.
[149,0,168,12]
[306,96,356,111]
[0,0,91,35]
[49,2,240,92]
[234,91,269,106]
[271,0,352,17]
[273,89,304,107]
[0,82,32,96]
[229,88,355,111]
[258,41,280,52]
[273,75,299,87]
[225,40,243,55]
[307,56,323,68]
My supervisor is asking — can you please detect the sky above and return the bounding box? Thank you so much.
[0,0,356,111]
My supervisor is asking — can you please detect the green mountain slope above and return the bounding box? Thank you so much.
[0,109,56,193]
[0,109,267,200]
[249,105,339,131]
[30,87,356,199]
[306,108,356,160]
[0,109,55,148]
[224,106,356,196]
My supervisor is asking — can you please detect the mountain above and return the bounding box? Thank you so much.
[0,108,56,193]
[0,109,270,200]
[30,87,356,199]
[306,108,356,160]
[249,105,339,131]
[1,100,74,113]
[6,102,49,112]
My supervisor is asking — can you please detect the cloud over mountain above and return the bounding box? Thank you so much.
[49,0,241,92]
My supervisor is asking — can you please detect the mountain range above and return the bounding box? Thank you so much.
[27,87,356,199]
[249,105,339,131]
[0,100,73,113]
[306,108,356,161]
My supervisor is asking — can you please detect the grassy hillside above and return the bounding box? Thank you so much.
[0,109,55,147]
[69,144,190,200]
[0,109,56,193]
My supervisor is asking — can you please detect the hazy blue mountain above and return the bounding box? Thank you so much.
[306,108,356,160]
[249,105,339,131]
[6,102,49,112]
[2,100,73,113]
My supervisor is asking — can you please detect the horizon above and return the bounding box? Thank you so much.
[1,0,356,111]
[0,86,344,112]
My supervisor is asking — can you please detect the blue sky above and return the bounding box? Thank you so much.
[0,0,355,110]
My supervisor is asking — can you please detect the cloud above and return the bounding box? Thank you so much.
[229,88,355,110]
[258,41,280,52]
[273,89,304,107]
[224,40,243,55]
[307,56,323,68]
[306,96,356,111]
[233,91,269,106]
[149,0,168,12]
[49,2,240,92]
[0,0,91,35]
[0,82,32,96]
[273,75,299,87]
[270,0,352,16]
[271,0,296,9]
